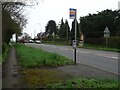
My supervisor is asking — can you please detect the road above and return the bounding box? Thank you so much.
[26,43,119,75]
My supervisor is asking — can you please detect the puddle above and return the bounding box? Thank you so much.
[20,68,70,88]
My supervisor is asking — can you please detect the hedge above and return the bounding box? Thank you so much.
[84,37,120,49]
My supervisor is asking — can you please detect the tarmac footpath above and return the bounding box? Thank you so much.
[0,63,2,90]
[2,47,23,89]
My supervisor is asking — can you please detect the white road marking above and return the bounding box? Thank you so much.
[110,57,118,59]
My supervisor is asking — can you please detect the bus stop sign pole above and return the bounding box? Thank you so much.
[70,8,77,64]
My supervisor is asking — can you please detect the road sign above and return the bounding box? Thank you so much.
[72,40,77,49]
[69,8,76,19]
[104,26,110,48]
[104,27,110,38]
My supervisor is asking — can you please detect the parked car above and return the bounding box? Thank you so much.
[35,40,41,44]
[29,40,34,43]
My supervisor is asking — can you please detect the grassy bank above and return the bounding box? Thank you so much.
[47,77,118,88]
[16,44,73,68]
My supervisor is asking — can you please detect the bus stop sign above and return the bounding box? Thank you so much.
[72,40,77,49]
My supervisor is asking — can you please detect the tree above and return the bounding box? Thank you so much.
[59,18,64,38]
[80,9,119,38]
[45,20,57,35]
[2,2,27,28]
[1,1,40,54]
[115,10,120,36]
[2,10,21,44]
[2,0,40,44]
[64,19,70,39]
[71,19,79,40]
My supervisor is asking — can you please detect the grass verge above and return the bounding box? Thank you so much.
[43,41,69,46]
[43,41,119,52]
[82,44,119,52]
[16,44,73,68]
[46,77,118,88]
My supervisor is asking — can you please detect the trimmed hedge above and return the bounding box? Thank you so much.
[84,37,120,49]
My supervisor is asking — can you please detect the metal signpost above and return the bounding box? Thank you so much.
[104,26,110,48]
[72,40,77,63]
[70,8,77,63]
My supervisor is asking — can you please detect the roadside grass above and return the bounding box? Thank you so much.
[43,41,119,52]
[43,41,69,46]
[82,44,119,52]
[46,77,118,88]
[16,44,74,68]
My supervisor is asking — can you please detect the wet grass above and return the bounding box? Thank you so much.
[20,68,70,88]
[16,44,73,68]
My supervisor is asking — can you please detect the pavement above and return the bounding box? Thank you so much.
[57,64,118,80]
[0,64,2,90]
[2,47,23,88]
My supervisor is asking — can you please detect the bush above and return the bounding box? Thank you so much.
[108,37,120,49]
[2,43,9,62]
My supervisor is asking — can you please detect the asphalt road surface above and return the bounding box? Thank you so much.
[26,43,119,75]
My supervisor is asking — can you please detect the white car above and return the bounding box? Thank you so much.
[35,40,41,44]
[29,40,34,43]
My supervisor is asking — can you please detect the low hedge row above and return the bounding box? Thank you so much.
[84,37,120,48]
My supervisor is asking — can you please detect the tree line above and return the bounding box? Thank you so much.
[80,9,120,39]
[2,0,38,54]
[45,18,80,41]
[45,9,120,42]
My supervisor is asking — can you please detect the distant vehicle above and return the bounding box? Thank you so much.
[35,40,41,44]
[24,40,29,43]
[29,40,34,43]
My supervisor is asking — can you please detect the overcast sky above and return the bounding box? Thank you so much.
[23,0,120,38]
